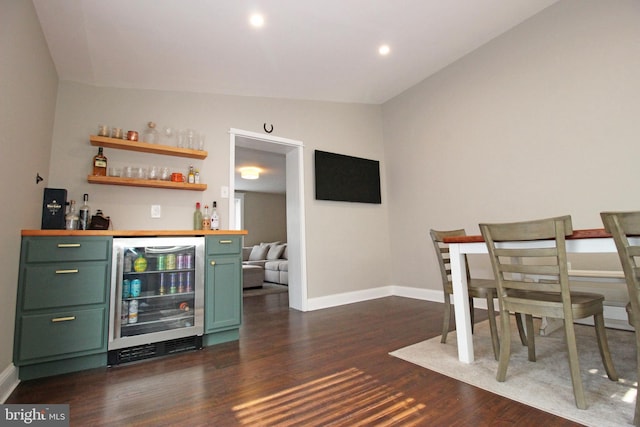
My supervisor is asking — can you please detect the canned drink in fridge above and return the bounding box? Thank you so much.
[166,253,176,270]
[177,253,185,270]
[178,272,185,293]
[121,300,129,325]
[157,255,166,271]
[169,273,177,294]
[158,273,166,295]
[184,253,193,269]
[123,253,133,272]
[185,272,193,292]
[128,299,138,324]
[122,279,130,298]
[130,279,141,298]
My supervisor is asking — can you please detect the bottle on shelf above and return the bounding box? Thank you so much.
[79,193,90,230]
[202,205,211,230]
[194,169,200,184]
[187,165,195,184]
[92,147,107,176]
[211,201,219,230]
[141,121,159,144]
[65,200,79,230]
[193,202,203,230]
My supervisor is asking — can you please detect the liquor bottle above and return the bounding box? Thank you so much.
[194,169,200,184]
[65,200,79,230]
[92,147,107,176]
[79,193,90,230]
[187,165,195,184]
[210,201,219,230]
[193,202,203,230]
[201,204,211,230]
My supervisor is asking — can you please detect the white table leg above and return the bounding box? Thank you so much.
[449,244,474,363]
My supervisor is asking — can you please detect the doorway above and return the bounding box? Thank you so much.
[228,128,307,311]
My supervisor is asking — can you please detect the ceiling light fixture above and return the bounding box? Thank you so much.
[378,44,391,56]
[240,167,261,180]
[249,13,265,28]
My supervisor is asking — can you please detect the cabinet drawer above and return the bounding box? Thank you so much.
[206,236,241,255]
[22,262,109,310]
[17,308,106,362]
[24,237,111,263]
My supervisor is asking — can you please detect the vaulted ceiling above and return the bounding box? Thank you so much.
[33,0,558,105]
[32,0,559,193]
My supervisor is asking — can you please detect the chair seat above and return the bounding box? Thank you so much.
[506,291,604,319]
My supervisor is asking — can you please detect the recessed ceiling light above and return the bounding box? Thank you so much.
[378,44,391,56]
[249,13,265,28]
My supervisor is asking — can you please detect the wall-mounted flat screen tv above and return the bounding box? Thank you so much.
[314,150,381,204]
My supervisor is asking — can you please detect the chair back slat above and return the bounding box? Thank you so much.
[483,216,572,242]
[500,263,560,276]
[494,247,558,258]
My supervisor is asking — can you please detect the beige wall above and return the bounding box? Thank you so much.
[240,192,287,247]
[0,1,58,377]
[383,0,640,296]
[48,82,390,301]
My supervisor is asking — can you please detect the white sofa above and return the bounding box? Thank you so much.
[242,242,288,286]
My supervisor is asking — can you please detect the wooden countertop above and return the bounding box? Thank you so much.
[22,229,247,237]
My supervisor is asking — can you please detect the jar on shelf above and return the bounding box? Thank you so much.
[141,121,159,144]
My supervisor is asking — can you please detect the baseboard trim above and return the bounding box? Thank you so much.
[305,286,628,330]
[306,286,394,311]
[0,363,19,403]
[306,285,448,311]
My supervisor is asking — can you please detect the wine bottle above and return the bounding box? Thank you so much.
[92,147,107,176]
[79,193,90,230]
[193,202,203,230]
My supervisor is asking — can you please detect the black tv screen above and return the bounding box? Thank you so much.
[314,150,381,204]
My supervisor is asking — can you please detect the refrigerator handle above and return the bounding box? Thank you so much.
[109,246,124,342]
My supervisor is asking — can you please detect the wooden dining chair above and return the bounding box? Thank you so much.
[480,215,618,410]
[430,229,527,361]
[601,211,640,425]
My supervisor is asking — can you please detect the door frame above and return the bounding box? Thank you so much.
[228,128,308,311]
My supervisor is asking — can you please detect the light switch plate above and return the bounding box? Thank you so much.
[221,186,229,198]
[151,205,161,218]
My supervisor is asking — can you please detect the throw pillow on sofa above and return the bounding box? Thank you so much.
[267,244,286,260]
[248,245,269,261]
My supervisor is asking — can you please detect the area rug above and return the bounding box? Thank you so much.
[243,283,288,297]
[390,317,637,427]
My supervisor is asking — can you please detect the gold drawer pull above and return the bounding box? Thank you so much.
[57,243,81,248]
[210,261,216,266]
[219,240,233,244]
[55,269,79,274]
[51,316,76,323]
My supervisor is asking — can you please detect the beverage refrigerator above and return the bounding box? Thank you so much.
[108,237,205,364]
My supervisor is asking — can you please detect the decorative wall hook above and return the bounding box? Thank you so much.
[36,173,44,184]
[264,123,273,133]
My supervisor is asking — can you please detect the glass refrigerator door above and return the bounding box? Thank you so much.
[114,242,199,340]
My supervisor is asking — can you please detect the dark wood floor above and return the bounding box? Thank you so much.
[6,294,581,426]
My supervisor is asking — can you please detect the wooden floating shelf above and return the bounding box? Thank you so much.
[90,135,207,160]
[87,175,207,191]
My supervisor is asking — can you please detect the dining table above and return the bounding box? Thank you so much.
[443,228,618,363]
